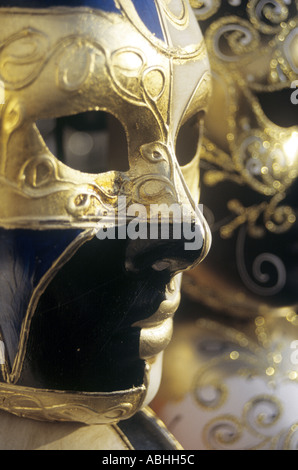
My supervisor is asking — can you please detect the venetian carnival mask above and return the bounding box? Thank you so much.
[181,0,298,317]
[0,0,211,424]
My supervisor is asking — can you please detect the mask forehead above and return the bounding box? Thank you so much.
[0,0,210,228]
[0,0,209,123]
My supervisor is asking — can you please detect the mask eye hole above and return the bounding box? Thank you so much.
[256,89,298,128]
[36,111,129,173]
[175,112,204,167]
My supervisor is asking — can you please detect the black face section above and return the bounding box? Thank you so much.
[0,228,81,372]
[20,235,170,392]
[17,215,204,392]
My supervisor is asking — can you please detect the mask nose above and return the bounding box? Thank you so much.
[125,221,209,276]
[122,140,211,276]
[124,182,211,277]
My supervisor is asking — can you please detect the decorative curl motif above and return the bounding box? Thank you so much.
[203,415,243,449]
[202,6,298,86]
[203,396,283,449]
[0,28,49,90]
[208,17,260,62]
[247,0,292,34]
[244,395,281,431]
[236,225,287,296]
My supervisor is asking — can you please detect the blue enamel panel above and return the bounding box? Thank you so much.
[0,0,119,11]
[0,0,165,41]
[132,1,164,41]
[0,228,82,368]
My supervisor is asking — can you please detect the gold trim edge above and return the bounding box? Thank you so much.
[0,380,147,425]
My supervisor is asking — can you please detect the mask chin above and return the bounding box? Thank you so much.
[142,353,164,407]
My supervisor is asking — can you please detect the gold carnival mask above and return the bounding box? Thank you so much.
[0,0,211,424]
[183,0,298,317]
